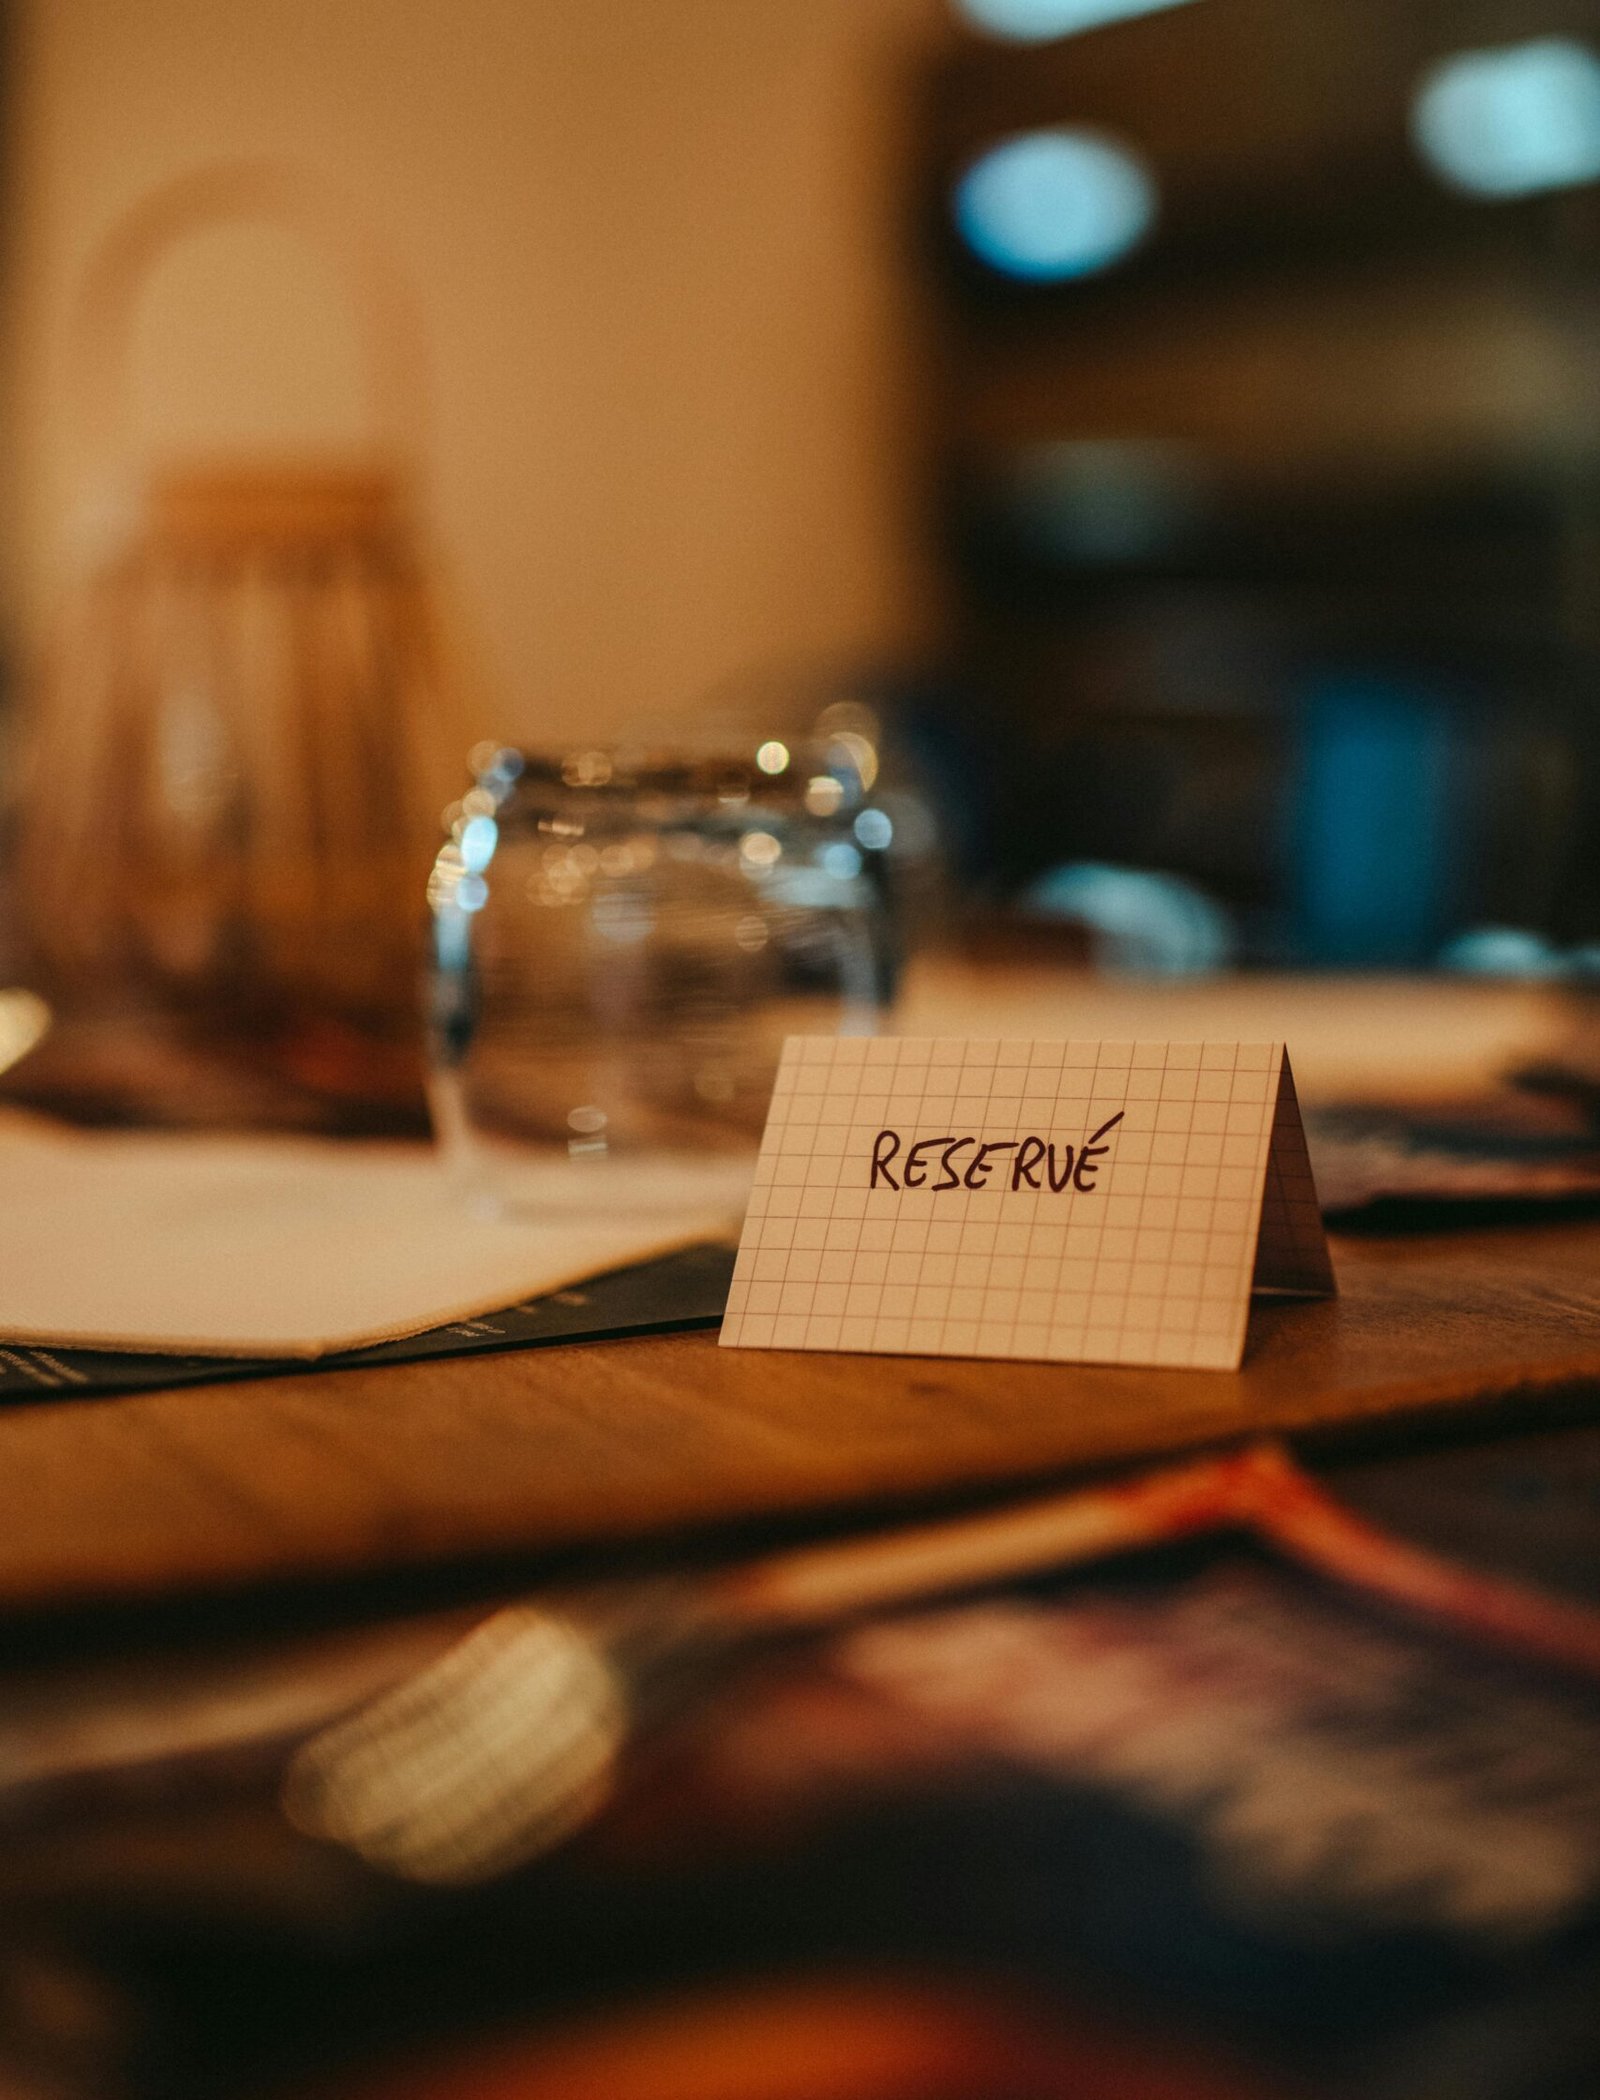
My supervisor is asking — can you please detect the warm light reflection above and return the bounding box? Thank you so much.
[283,1607,628,1885]
[826,731,879,792]
[739,829,783,870]
[0,991,50,1078]
[562,749,615,788]
[954,128,1157,282]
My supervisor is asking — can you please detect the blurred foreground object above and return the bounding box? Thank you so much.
[428,742,891,1181]
[282,1444,1600,1889]
[7,163,476,1126]
[327,1977,1275,2100]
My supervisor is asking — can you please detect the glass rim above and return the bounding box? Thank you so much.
[469,739,873,806]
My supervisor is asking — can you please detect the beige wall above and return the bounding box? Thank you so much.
[4,0,942,747]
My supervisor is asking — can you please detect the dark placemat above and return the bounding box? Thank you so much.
[1308,1103,1600,1229]
[0,1242,736,1403]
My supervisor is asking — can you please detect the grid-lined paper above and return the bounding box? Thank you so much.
[720,1038,1333,1373]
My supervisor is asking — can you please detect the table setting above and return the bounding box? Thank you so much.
[5,29,1600,2092]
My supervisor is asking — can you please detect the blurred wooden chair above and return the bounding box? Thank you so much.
[9,161,483,1124]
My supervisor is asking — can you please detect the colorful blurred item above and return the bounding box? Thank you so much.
[280,1444,1600,1892]
[331,1977,1281,2100]
[7,162,474,1124]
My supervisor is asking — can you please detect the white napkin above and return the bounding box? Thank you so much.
[0,1112,751,1358]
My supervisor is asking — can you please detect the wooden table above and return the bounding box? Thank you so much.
[4,965,1596,1614]
[2,1215,1599,1612]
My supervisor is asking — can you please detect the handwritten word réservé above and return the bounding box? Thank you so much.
[869,1115,1125,1195]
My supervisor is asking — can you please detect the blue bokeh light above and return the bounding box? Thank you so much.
[955,128,1157,282]
[458,814,498,874]
[1413,38,1600,199]
[952,0,1198,43]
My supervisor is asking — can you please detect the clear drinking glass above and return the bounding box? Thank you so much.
[426,741,893,1186]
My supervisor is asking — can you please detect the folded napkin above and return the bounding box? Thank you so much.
[0,1113,752,1358]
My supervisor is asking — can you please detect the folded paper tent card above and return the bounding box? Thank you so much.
[0,1042,1330,1370]
[721,1038,1334,1372]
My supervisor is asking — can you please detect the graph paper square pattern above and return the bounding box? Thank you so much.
[720,1039,1334,1373]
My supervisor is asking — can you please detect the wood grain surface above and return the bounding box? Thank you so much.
[2,1219,1599,1610]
